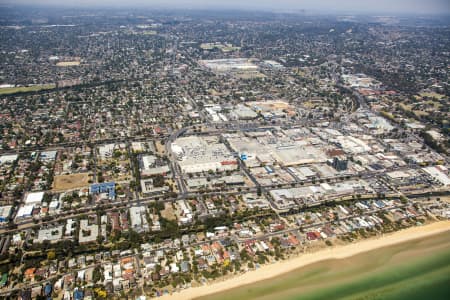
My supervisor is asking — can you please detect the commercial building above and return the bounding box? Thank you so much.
[186,178,209,189]
[24,192,44,205]
[227,133,327,167]
[0,154,18,165]
[171,136,237,174]
[16,205,34,219]
[261,60,284,69]
[330,156,348,171]
[177,200,193,225]
[366,116,394,132]
[140,179,169,194]
[341,74,380,89]
[218,175,245,185]
[231,105,258,120]
[139,155,170,176]
[273,145,328,166]
[270,180,372,210]
[39,150,57,162]
[333,135,371,154]
[98,144,116,159]
[129,206,149,232]
[247,100,297,119]
[242,194,270,209]
[49,200,60,212]
[269,189,297,210]
[199,58,258,73]
[0,206,12,223]
[423,166,450,186]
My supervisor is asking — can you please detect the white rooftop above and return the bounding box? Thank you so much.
[16,205,34,218]
[0,154,18,165]
[24,192,44,205]
[423,167,450,186]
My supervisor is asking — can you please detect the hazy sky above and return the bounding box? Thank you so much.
[3,0,450,15]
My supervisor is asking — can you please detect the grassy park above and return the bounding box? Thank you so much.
[0,84,56,95]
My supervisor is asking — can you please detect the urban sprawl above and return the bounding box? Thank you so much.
[0,8,449,300]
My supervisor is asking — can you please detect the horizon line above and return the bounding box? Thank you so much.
[1,3,450,17]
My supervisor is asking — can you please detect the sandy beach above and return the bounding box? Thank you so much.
[157,221,450,300]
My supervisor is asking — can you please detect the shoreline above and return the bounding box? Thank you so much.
[157,220,450,300]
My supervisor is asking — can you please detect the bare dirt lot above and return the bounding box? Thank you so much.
[155,141,166,155]
[56,61,81,67]
[53,173,90,190]
[161,202,177,220]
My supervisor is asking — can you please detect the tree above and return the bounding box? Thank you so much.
[152,174,165,187]
[93,266,103,283]
[47,250,56,260]
[94,288,107,298]
[257,186,262,196]
[97,171,104,183]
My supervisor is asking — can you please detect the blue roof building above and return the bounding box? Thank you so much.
[44,283,52,296]
[90,182,116,200]
[0,274,7,288]
[73,288,84,300]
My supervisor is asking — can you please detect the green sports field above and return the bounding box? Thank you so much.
[0,84,56,95]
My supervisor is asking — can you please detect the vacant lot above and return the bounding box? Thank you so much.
[400,103,429,117]
[419,92,445,100]
[53,173,90,190]
[161,202,176,221]
[56,61,81,67]
[0,84,56,95]
[155,141,166,155]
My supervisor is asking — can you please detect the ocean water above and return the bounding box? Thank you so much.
[197,231,450,300]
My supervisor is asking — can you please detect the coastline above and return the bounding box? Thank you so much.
[157,220,450,300]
